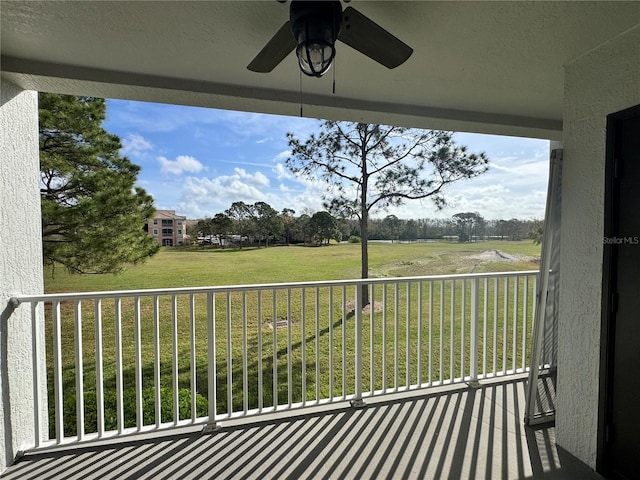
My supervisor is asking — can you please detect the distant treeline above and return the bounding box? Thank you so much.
[366,213,542,243]
[189,202,542,247]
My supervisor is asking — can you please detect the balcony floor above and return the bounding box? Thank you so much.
[2,376,602,480]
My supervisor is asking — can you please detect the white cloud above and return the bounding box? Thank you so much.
[170,166,331,218]
[158,155,205,175]
[178,169,271,209]
[121,133,153,159]
[274,162,294,181]
[272,150,291,163]
[230,168,270,187]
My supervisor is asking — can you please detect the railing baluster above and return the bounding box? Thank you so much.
[394,283,399,392]
[483,278,489,378]
[531,275,538,368]
[272,289,277,410]
[95,299,105,437]
[31,302,42,447]
[351,284,364,407]
[450,280,455,382]
[226,292,232,416]
[417,282,423,387]
[316,287,320,403]
[153,296,161,428]
[189,294,197,423]
[439,280,444,384]
[503,277,509,374]
[74,300,85,440]
[242,292,248,414]
[207,292,216,426]
[493,279,499,376]
[171,295,179,425]
[428,281,433,387]
[461,280,466,380]
[114,298,124,434]
[52,300,63,443]
[470,279,479,385]
[406,282,411,389]
[134,296,142,430]
[258,290,263,412]
[522,276,529,370]
[382,283,388,393]
[301,288,306,406]
[342,286,346,400]
[513,276,519,372]
[287,288,292,408]
[370,284,375,395]
[329,287,334,401]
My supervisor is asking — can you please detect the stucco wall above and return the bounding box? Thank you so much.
[558,25,640,468]
[0,80,46,471]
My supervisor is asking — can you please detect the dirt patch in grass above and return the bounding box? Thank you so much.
[469,249,537,263]
[377,249,540,277]
[345,300,385,314]
[268,316,297,329]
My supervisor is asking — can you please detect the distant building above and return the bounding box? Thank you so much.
[146,210,188,246]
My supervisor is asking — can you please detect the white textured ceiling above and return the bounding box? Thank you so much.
[2,1,639,139]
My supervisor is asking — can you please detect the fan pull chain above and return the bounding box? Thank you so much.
[333,59,336,94]
[299,68,303,117]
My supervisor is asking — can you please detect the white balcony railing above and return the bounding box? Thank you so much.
[10,270,538,450]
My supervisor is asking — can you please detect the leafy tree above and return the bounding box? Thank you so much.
[528,219,544,244]
[39,93,159,273]
[225,201,255,248]
[309,211,341,245]
[294,213,312,243]
[381,215,402,242]
[254,201,282,247]
[452,212,485,242]
[196,217,214,239]
[498,218,528,241]
[287,121,488,304]
[280,208,296,245]
[402,219,420,241]
[211,213,233,247]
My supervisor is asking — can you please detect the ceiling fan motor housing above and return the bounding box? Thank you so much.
[290,0,342,76]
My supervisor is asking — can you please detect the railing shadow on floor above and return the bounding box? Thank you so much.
[2,376,602,480]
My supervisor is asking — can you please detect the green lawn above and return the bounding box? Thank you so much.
[43,240,540,437]
[45,240,540,292]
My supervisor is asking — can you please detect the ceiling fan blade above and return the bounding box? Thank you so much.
[247,21,297,73]
[337,6,413,69]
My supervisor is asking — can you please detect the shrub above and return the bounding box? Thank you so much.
[58,387,208,437]
[348,235,361,243]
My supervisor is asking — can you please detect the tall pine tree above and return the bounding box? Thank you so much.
[39,93,159,273]
[287,121,489,305]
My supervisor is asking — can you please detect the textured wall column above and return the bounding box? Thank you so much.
[558,25,640,468]
[0,80,46,471]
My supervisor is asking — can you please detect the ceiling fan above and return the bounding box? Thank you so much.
[247,0,413,77]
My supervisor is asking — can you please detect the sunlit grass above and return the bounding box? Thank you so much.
[45,240,540,291]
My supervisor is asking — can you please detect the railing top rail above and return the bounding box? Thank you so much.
[10,270,539,305]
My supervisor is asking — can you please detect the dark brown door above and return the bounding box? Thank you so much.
[600,105,640,479]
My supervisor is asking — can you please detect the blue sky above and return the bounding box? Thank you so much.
[104,99,550,221]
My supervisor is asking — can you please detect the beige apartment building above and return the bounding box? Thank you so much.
[146,210,188,246]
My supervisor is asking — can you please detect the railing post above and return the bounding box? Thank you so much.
[351,283,366,407]
[469,278,480,388]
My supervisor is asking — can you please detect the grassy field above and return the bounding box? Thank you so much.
[43,240,541,437]
[45,240,541,292]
